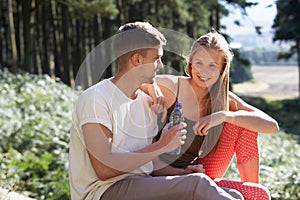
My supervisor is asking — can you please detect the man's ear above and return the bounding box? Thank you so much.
[131,53,142,66]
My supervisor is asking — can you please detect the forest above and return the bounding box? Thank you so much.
[1,0,299,88]
[0,0,265,87]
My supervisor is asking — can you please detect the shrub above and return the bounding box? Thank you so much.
[224,132,300,199]
[1,69,299,199]
[0,69,72,199]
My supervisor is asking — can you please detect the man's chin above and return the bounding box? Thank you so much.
[144,77,154,85]
[148,78,155,84]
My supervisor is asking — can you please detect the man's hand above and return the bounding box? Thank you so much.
[158,122,187,153]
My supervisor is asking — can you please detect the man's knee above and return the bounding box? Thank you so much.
[185,173,221,197]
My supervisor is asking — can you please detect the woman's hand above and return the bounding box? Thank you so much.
[193,111,226,136]
[183,164,205,174]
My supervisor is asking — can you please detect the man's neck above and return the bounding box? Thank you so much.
[111,73,140,99]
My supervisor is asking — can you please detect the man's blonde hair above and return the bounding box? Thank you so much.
[113,22,166,65]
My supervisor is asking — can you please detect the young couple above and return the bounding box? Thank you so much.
[69,21,279,200]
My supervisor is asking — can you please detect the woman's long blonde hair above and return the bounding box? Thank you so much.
[186,31,233,155]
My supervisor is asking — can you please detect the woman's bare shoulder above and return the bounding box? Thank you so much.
[155,75,183,91]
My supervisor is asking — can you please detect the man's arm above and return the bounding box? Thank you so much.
[83,123,186,181]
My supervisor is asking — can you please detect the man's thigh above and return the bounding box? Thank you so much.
[101,174,243,200]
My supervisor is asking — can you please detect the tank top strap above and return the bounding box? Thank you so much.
[175,77,181,101]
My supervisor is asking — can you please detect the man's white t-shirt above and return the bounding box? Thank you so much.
[69,78,158,200]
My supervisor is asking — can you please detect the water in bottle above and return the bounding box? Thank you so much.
[167,102,184,155]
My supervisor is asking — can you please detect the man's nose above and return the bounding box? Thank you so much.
[157,59,164,69]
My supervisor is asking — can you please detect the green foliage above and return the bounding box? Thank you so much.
[1,70,299,199]
[225,132,300,199]
[230,49,252,83]
[240,96,300,135]
[61,0,118,19]
[273,0,300,42]
[273,0,300,64]
[224,96,300,199]
[0,69,72,199]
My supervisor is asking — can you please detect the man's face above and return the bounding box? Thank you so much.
[139,45,164,84]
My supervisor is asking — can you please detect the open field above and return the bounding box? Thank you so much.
[233,66,299,100]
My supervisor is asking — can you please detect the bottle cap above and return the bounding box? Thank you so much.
[175,102,182,107]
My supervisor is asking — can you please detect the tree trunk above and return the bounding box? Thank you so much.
[8,0,18,73]
[101,17,112,80]
[60,2,70,85]
[297,39,300,99]
[31,0,40,74]
[216,5,220,31]
[49,0,61,79]
[15,0,22,69]
[116,0,125,25]
[93,14,101,46]
[72,19,81,84]
[0,0,4,69]
[21,0,33,73]
[41,2,50,75]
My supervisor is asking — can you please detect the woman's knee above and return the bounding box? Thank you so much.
[256,185,271,200]
[185,174,243,199]
[186,173,214,185]
[222,187,244,200]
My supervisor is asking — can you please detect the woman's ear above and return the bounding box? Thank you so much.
[130,53,142,66]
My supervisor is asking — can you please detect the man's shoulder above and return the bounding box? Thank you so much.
[77,79,113,102]
[83,79,112,94]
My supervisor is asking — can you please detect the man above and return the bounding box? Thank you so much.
[69,21,243,200]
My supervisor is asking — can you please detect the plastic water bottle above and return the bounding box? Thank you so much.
[167,102,184,155]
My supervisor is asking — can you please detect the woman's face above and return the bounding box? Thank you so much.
[190,47,224,88]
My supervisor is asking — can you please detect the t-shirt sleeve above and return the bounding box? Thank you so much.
[75,88,112,131]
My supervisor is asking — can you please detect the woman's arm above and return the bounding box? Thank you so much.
[151,158,205,176]
[225,91,279,133]
[140,75,179,121]
[193,92,279,135]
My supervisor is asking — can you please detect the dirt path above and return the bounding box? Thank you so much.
[233,66,299,100]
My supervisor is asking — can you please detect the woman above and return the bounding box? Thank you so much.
[145,31,279,200]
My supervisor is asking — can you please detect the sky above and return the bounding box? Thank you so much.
[221,0,278,49]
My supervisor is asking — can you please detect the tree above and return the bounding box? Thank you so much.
[0,0,261,87]
[272,0,300,99]
[218,0,258,87]
[7,0,17,72]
